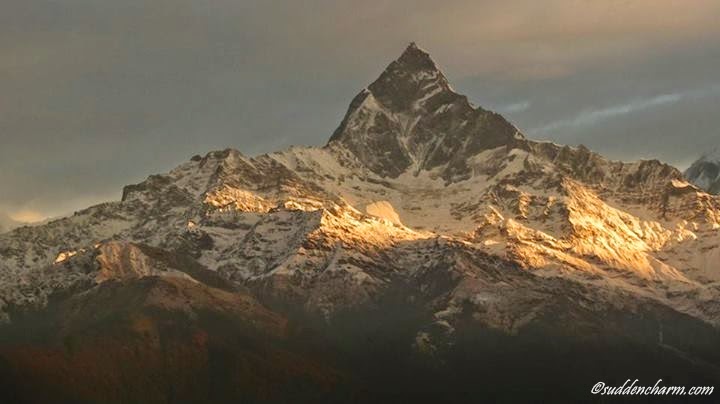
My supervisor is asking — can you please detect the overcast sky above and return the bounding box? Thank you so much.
[2,0,720,221]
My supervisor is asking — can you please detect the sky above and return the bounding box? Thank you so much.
[2,0,720,222]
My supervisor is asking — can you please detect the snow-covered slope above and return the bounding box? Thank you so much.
[685,149,720,194]
[1,44,720,344]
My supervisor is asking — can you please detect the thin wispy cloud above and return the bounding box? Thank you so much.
[533,85,720,135]
[497,101,531,114]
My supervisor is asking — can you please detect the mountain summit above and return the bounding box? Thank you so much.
[329,43,522,179]
[364,42,454,112]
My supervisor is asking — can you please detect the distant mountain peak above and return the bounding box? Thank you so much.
[685,147,720,194]
[329,43,521,179]
[701,147,720,162]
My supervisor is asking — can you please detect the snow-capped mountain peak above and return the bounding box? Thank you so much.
[329,42,523,180]
[685,147,720,194]
[366,41,453,112]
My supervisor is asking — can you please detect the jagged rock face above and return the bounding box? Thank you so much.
[686,150,720,194]
[329,43,522,180]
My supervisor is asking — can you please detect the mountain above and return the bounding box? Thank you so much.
[686,149,720,194]
[329,42,521,180]
[1,44,720,403]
